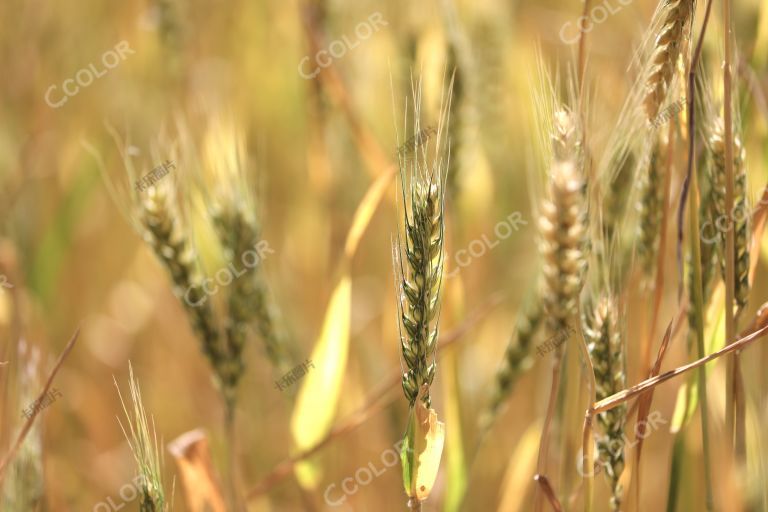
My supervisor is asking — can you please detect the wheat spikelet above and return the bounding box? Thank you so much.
[483,294,543,426]
[709,117,750,310]
[539,159,588,333]
[552,109,582,166]
[643,0,695,121]
[637,141,665,277]
[583,295,626,511]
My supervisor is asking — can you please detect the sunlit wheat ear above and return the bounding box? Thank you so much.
[643,0,695,121]
[582,295,626,511]
[483,295,543,427]
[539,160,588,333]
[115,362,169,512]
[637,139,665,278]
[709,117,750,310]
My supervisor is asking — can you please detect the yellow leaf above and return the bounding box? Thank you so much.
[343,168,395,260]
[290,275,352,487]
[497,421,541,512]
[402,386,446,503]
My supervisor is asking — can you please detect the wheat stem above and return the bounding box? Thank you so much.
[687,161,715,511]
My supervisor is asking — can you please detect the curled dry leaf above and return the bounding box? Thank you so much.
[167,429,226,512]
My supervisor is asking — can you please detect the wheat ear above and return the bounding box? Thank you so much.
[583,296,626,511]
[709,117,750,310]
[637,141,665,277]
[115,363,168,512]
[483,294,543,426]
[643,0,695,121]
[212,205,289,375]
[539,159,588,333]
[139,187,239,404]
[396,174,445,408]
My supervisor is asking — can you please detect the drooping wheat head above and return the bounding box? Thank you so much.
[643,0,696,121]
[709,116,750,311]
[115,362,169,512]
[139,183,241,405]
[582,295,626,511]
[204,116,291,376]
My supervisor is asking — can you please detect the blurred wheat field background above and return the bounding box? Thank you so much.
[1,0,768,510]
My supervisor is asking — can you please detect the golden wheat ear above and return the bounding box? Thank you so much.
[643,0,696,121]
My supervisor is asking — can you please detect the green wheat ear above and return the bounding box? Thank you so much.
[211,204,291,375]
[482,290,543,428]
[114,362,169,512]
[583,295,627,511]
[395,175,445,409]
[709,116,750,312]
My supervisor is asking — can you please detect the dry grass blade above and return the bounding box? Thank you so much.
[533,475,563,512]
[0,328,79,483]
[593,319,768,415]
